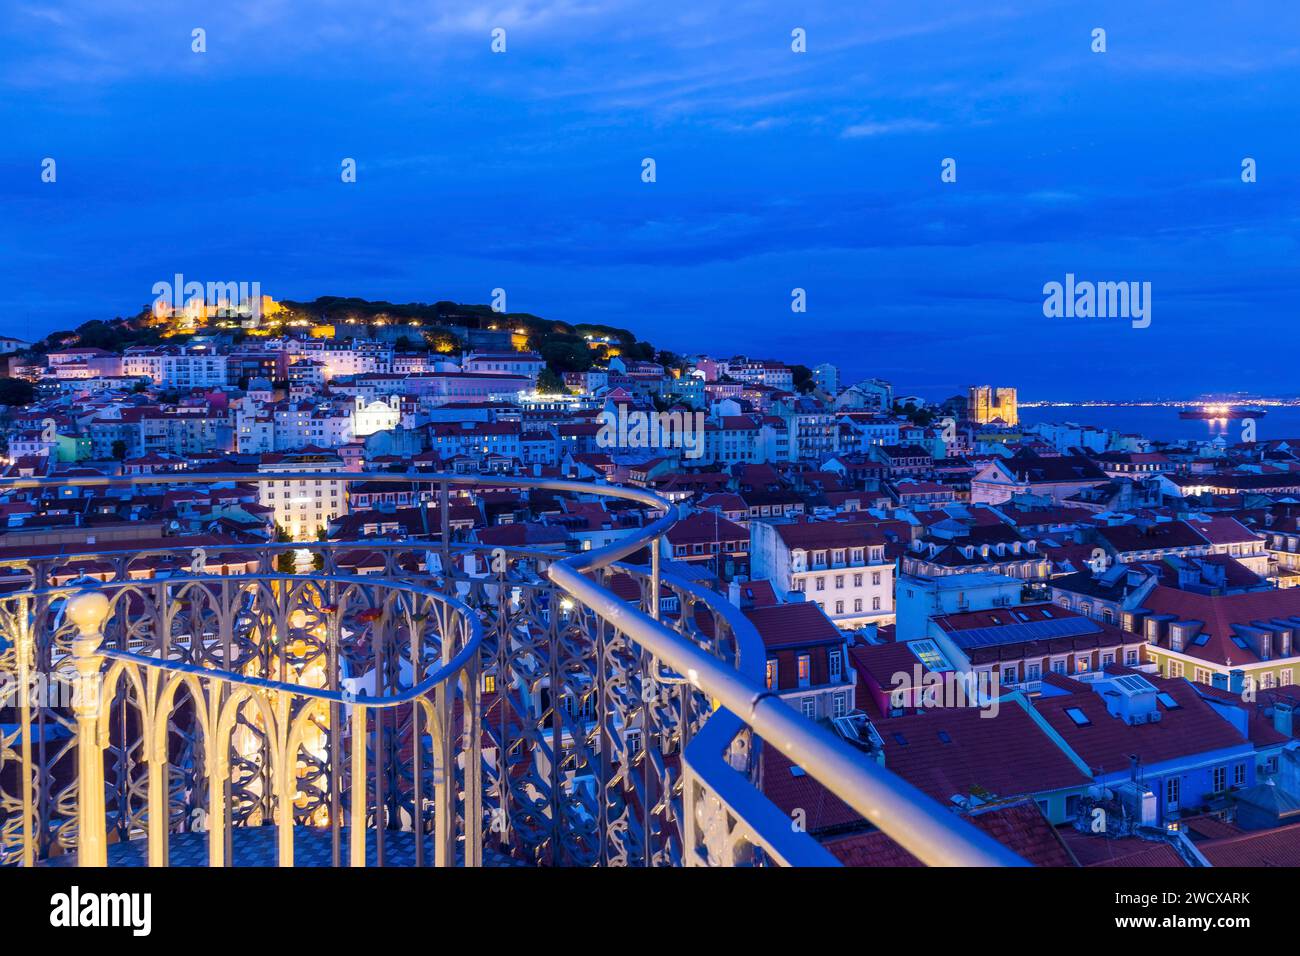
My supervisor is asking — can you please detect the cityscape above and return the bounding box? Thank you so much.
[4,298,1300,881]
[2,0,1296,937]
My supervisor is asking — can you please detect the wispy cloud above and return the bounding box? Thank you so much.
[841,118,939,138]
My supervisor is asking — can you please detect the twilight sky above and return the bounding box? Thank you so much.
[1,0,1298,400]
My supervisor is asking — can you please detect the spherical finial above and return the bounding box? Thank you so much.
[66,591,110,637]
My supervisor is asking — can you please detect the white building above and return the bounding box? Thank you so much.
[462,352,545,383]
[258,449,349,541]
[353,395,402,437]
[122,346,228,388]
[272,400,353,450]
[750,520,897,627]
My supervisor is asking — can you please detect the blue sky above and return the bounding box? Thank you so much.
[1,0,1297,400]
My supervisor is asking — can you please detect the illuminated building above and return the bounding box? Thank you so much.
[257,449,349,540]
[967,385,1019,426]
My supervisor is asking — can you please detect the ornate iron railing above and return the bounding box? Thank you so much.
[0,472,1026,867]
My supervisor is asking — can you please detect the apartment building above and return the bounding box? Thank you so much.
[1135,585,1300,690]
[750,519,899,627]
[747,601,856,720]
[970,452,1107,505]
[462,351,545,382]
[122,346,228,388]
[258,449,349,540]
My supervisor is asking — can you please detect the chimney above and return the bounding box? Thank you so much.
[1275,701,1294,738]
[1229,669,1246,695]
[728,578,743,608]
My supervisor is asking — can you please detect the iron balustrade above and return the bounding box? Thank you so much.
[0,472,1025,867]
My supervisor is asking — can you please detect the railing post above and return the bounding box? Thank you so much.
[460,615,483,868]
[433,625,454,867]
[439,481,451,576]
[276,693,294,867]
[350,705,367,867]
[650,536,661,622]
[15,594,36,867]
[67,591,110,868]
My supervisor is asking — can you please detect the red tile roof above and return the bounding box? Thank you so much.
[664,510,748,546]
[760,748,860,832]
[1060,831,1188,867]
[1199,821,1300,866]
[773,520,893,550]
[1189,515,1262,546]
[879,702,1091,804]
[824,799,1078,867]
[1033,675,1249,771]
[742,601,842,649]
[1140,584,1300,666]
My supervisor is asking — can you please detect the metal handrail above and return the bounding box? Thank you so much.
[0,471,1027,865]
[18,573,483,707]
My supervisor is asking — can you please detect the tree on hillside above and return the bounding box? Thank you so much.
[0,378,35,406]
[895,401,936,427]
[536,368,567,394]
[539,337,593,374]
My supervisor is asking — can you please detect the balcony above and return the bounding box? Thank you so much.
[0,473,1024,868]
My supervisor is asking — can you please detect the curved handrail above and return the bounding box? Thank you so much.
[21,572,483,707]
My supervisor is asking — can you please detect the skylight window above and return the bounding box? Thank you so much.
[892,732,909,746]
[1064,707,1092,727]
[1156,692,1181,710]
[937,730,952,744]
[909,640,953,672]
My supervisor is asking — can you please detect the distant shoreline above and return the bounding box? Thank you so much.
[1021,399,1300,409]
